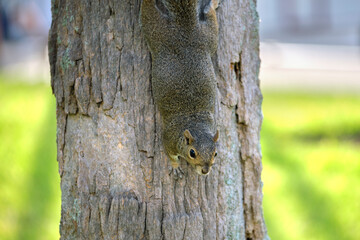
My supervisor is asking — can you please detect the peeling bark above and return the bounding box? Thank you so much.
[49,0,267,239]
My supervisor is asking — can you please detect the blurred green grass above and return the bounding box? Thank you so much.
[0,77,359,240]
[261,91,360,240]
[0,79,60,240]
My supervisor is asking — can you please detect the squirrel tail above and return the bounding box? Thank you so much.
[141,0,218,53]
[158,0,214,21]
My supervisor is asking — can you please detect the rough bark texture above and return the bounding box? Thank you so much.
[49,0,267,239]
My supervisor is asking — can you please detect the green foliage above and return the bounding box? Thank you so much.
[0,80,60,240]
[262,91,360,240]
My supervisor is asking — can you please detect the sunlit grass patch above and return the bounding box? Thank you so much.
[262,91,360,240]
[1,78,359,240]
[0,79,60,240]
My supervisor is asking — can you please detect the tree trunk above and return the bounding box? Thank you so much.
[48,0,267,239]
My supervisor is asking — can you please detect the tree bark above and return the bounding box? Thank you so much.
[48,0,267,239]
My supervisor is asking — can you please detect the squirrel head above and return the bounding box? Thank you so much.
[178,129,219,175]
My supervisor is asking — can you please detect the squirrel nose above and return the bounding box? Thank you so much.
[201,167,209,175]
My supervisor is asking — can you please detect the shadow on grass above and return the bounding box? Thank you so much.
[293,124,360,143]
[15,98,60,240]
[262,125,352,240]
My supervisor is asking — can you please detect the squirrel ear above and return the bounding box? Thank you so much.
[184,129,194,145]
[213,130,219,142]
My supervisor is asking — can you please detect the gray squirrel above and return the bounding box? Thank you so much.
[141,0,219,178]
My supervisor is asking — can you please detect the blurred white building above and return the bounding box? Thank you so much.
[257,0,360,92]
[258,0,360,45]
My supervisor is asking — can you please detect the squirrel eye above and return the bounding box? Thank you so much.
[189,149,196,158]
[214,152,217,157]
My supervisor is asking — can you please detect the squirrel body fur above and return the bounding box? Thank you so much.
[141,0,219,177]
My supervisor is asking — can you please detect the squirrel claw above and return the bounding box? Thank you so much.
[169,166,184,180]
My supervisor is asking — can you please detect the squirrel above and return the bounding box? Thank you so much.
[140,0,219,178]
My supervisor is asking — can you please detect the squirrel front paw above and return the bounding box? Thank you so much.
[169,165,184,180]
[168,155,184,180]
